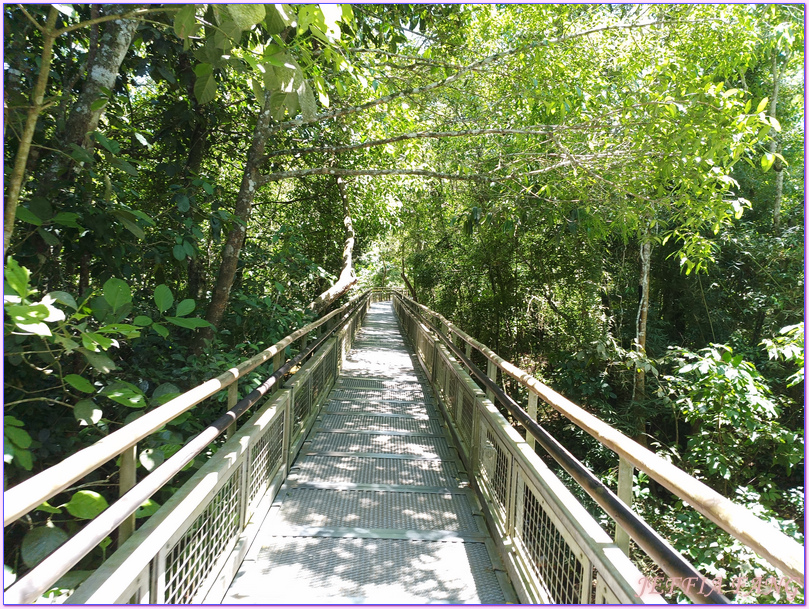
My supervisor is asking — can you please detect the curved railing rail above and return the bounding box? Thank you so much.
[4,288,391,603]
[392,291,804,599]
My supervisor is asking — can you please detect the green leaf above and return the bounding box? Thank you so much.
[63,490,109,519]
[111,156,139,177]
[761,152,775,172]
[103,277,132,312]
[152,322,169,338]
[193,63,217,105]
[35,501,62,514]
[298,80,316,121]
[5,303,49,325]
[74,399,103,426]
[182,240,194,257]
[165,316,212,329]
[154,284,173,313]
[4,416,25,427]
[5,257,31,298]
[135,499,161,518]
[14,206,42,226]
[175,194,190,213]
[173,4,198,38]
[37,227,60,246]
[78,347,117,373]
[64,374,95,393]
[175,299,195,317]
[226,4,265,30]
[68,143,95,165]
[755,97,769,113]
[52,211,81,228]
[90,98,107,112]
[101,381,146,408]
[153,382,181,405]
[47,291,77,310]
[114,212,146,239]
[92,131,120,154]
[5,426,32,449]
[172,244,186,261]
[21,526,68,568]
[133,315,153,327]
[28,197,53,221]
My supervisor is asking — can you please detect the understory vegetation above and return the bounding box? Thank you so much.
[4,4,804,602]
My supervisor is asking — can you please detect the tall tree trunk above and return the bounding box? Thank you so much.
[769,48,785,233]
[4,7,59,254]
[632,225,652,447]
[308,177,357,314]
[60,5,142,158]
[193,95,275,350]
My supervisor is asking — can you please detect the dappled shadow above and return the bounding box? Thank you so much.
[223,301,510,604]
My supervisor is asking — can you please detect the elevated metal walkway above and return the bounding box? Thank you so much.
[7,290,802,605]
[223,302,516,603]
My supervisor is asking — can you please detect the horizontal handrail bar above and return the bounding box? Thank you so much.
[5,294,368,604]
[404,300,727,604]
[3,290,371,527]
[394,291,804,583]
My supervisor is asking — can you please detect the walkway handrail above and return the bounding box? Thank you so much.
[402,299,725,603]
[5,292,373,604]
[3,289,373,527]
[393,291,804,584]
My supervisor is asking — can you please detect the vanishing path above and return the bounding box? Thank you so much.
[223,301,515,603]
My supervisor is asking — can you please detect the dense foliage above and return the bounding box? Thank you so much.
[3,4,803,602]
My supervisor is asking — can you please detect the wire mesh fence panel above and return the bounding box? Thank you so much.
[163,466,243,604]
[513,470,591,604]
[248,411,285,506]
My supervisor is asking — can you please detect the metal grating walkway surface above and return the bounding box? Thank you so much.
[223,301,516,604]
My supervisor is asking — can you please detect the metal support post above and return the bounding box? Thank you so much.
[614,455,634,555]
[226,382,238,439]
[117,445,137,547]
[486,360,497,402]
[527,393,538,450]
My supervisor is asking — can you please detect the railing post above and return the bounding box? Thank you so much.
[117,445,137,548]
[272,351,282,394]
[527,393,538,450]
[486,359,497,402]
[226,382,238,439]
[614,456,634,555]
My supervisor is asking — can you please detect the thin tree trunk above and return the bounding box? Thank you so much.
[402,271,418,302]
[4,7,58,254]
[308,178,357,314]
[769,48,785,233]
[632,226,652,447]
[194,94,275,350]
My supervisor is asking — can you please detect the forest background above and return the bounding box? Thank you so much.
[3,3,805,602]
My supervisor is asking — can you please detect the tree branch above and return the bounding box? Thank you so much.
[259,167,498,185]
[261,127,555,161]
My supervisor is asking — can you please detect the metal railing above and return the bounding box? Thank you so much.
[4,288,387,604]
[392,292,805,604]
